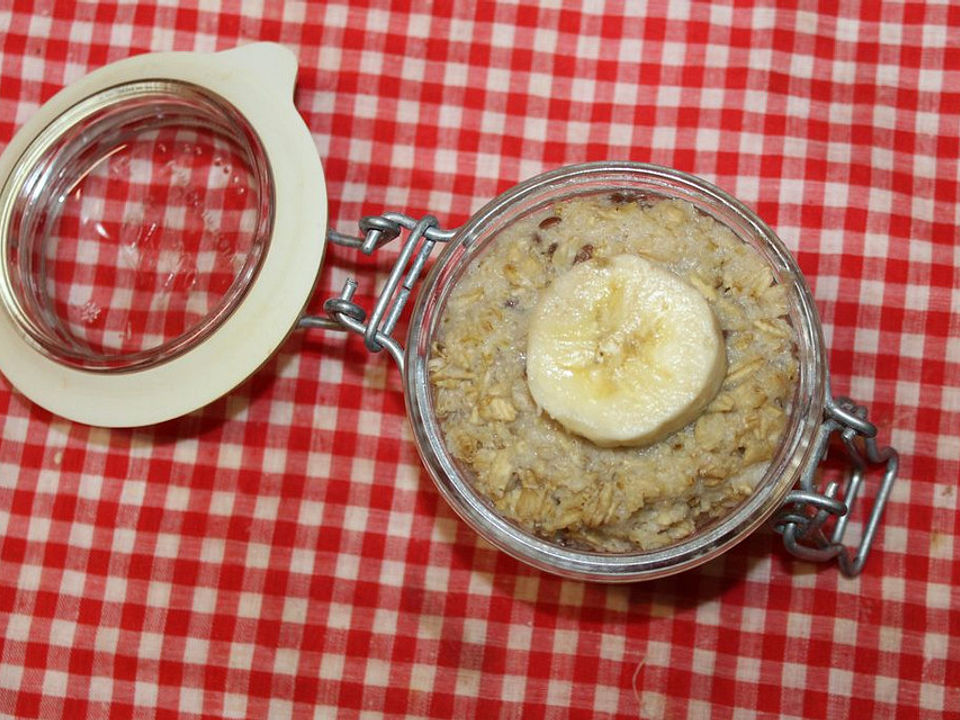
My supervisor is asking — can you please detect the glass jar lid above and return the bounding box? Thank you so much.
[0,44,327,426]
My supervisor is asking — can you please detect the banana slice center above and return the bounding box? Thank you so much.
[526,253,726,448]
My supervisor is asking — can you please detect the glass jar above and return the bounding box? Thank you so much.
[0,46,896,581]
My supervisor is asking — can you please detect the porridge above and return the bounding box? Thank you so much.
[428,193,799,552]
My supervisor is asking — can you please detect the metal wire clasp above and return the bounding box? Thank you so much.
[298,212,457,373]
[773,384,899,577]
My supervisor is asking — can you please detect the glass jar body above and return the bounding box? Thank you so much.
[404,162,828,582]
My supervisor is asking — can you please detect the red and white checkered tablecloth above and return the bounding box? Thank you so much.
[1,2,958,718]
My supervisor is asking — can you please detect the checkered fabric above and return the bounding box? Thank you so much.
[1,1,958,718]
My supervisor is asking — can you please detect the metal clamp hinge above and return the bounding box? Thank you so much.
[773,390,899,577]
[298,212,457,373]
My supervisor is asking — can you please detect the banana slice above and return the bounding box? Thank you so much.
[526,253,726,448]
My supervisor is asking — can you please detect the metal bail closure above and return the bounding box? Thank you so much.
[773,384,899,577]
[300,213,457,373]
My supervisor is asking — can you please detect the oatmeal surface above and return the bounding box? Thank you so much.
[428,194,799,552]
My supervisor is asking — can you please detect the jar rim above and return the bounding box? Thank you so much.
[404,162,827,582]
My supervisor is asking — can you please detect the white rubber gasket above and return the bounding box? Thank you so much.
[0,43,327,427]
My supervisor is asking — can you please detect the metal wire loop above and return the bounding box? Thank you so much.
[300,212,457,373]
[773,390,899,577]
